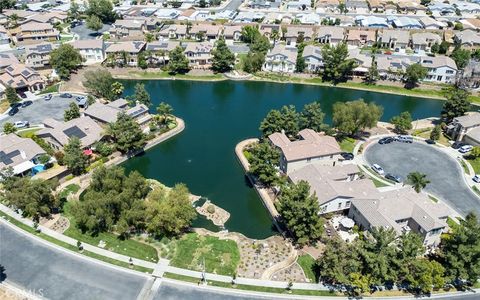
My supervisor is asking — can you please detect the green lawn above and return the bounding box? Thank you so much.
[0,210,152,273]
[38,83,60,95]
[165,233,240,276]
[466,157,480,174]
[362,167,389,187]
[337,137,356,153]
[58,184,80,199]
[297,254,317,283]
[163,273,339,296]
[62,202,159,262]
[17,128,41,138]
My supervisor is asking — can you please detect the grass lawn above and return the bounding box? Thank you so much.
[466,157,480,174]
[58,184,80,199]
[163,273,339,296]
[163,233,240,276]
[17,128,41,138]
[38,83,60,95]
[62,202,159,262]
[412,128,451,147]
[297,254,317,283]
[0,210,152,273]
[361,167,389,188]
[337,137,356,153]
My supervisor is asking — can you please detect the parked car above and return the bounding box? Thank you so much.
[18,92,27,99]
[21,100,33,107]
[11,103,22,109]
[378,137,394,144]
[75,95,84,101]
[341,152,354,160]
[473,175,480,183]
[60,93,72,98]
[8,107,19,116]
[459,145,473,153]
[13,121,29,128]
[425,139,436,145]
[396,135,413,143]
[452,141,465,149]
[385,173,402,183]
[44,94,52,101]
[372,164,385,175]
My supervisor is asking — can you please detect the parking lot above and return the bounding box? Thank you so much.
[364,140,480,217]
[0,93,84,129]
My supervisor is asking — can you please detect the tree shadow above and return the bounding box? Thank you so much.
[0,265,6,283]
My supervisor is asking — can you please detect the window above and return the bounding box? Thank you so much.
[338,202,342,209]
[446,70,454,74]
[346,201,351,207]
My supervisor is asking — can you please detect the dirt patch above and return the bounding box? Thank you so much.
[270,262,307,283]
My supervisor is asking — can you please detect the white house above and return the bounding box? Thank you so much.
[302,45,323,73]
[263,45,297,73]
[72,39,105,65]
[420,56,458,83]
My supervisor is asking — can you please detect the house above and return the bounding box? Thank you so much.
[289,163,378,214]
[268,128,343,174]
[284,26,314,46]
[411,32,441,53]
[184,42,213,68]
[83,99,153,129]
[455,1,480,16]
[420,55,457,83]
[189,24,221,41]
[428,2,456,16]
[419,16,447,29]
[356,16,389,28]
[297,13,321,25]
[345,0,370,13]
[111,19,145,39]
[0,134,46,176]
[348,187,451,248]
[37,117,104,151]
[391,16,423,29]
[454,30,480,50]
[0,64,44,92]
[460,18,480,30]
[15,22,59,45]
[23,11,68,25]
[376,56,414,80]
[367,0,384,12]
[145,40,180,65]
[0,53,19,72]
[263,44,298,73]
[234,11,265,23]
[105,41,146,67]
[302,45,323,73]
[446,112,480,143]
[25,42,56,69]
[154,9,181,20]
[223,25,243,43]
[286,0,312,11]
[316,26,344,46]
[158,24,188,40]
[71,39,106,65]
[397,2,427,14]
[346,29,376,46]
[349,48,372,76]
[378,30,410,52]
[316,0,340,11]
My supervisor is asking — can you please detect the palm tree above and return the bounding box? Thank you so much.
[406,172,430,193]
[271,29,280,46]
[111,81,124,98]
[156,102,173,124]
[7,13,19,28]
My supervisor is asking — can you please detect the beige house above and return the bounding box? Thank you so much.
[0,64,44,92]
[263,44,297,73]
[269,128,343,174]
[284,26,314,46]
[378,29,410,52]
[15,22,59,45]
[411,32,442,53]
[105,41,146,67]
[189,24,222,41]
[447,112,480,144]
[316,26,344,46]
[0,134,46,176]
[83,99,152,129]
[145,41,180,65]
[158,24,188,40]
[454,30,480,50]
[37,117,104,151]
[111,19,145,39]
[223,25,243,42]
[25,42,56,69]
[346,29,376,47]
[184,42,213,68]
[348,187,451,248]
[71,39,105,65]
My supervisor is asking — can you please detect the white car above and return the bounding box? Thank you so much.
[459,145,473,153]
[372,164,385,175]
[13,121,30,128]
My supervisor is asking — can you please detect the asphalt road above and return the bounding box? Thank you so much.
[0,94,84,128]
[0,222,148,300]
[71,23,112,40]
[364,141,480,217]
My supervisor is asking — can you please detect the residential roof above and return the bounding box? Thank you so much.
[37,117,103,148]
[19,22,54,32]
[189,24,221,36]
[184,42,213,53]
[284,26,314,38]
[0,134,45,172]
[223,25,243,37]
[113,19,145,29]
[379,29,410,44]
[266,44,298,64]
[316,26,344,40]
[71,39,104,50]
[25,42,55,55]
[453,112,480,128]
[158,24,187,36]
[84,100,149,125]
[347,29,376,42]
[302,45,323,59]
[420,56,457,70]
[269,129,342,161]
[0,53,19,69]
[455,30,480,46]
[146,40,180,52]
[105,41,146,53]
[411,32,441,45]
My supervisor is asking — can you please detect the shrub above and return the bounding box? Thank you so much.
[207,205,215,214]
[54,151,65,165]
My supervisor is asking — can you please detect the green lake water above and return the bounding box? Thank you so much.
[121,79,444,239]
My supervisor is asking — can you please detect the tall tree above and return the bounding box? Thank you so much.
[404,63,428,88]
[50,44,83,79]
[390,111,413,134]
[332,99,383,135]
[133,83,151,107]
[430,125,441,141]
[240,25,261,44]
[295,43,306,73]
[406,172,430,193]
[0,0,15,13]
[242,52,265,73]
[300,102,326,132]
[364,56,379,85]
[450,47,471,69]
[83,69,116,100]
[3,122,16,134]
[86,14,103,34]
[156,102,173,124]
[321,43,357,83]
[5,86,20,106]
[441,87,471,122]
[86,0,116,23]
[63,136,89,175]
[259,105,300,137]
[108,112,146,153]
[111,81,124,98]
[211,38,235,73]
[248,141,280,187]
[68,0,80,20]
[168,46,190,74]
[64,102,81,121]
[276,180,324,245]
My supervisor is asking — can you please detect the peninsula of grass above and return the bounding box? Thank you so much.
[62,202,159,262]
[0,210,152,273]
[58,184,80,199]
[38,83,60,94]
[297,254,317,283]
[159,233,240,276]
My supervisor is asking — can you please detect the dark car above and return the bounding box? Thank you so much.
[60,93,73,98]
[452,141,464,149]
[8,107,19,116]
[385,173,402,183]
[21,100,33,107]
[11,103,22,109]
[425,139,436,144]
[18,92,27,99]
[341,152,354,160]
[378,137,394,144]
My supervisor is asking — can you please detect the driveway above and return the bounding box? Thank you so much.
[0,93,84,128]
[71,23,111,40]
[0,222,148,300]
[364,141,480,217]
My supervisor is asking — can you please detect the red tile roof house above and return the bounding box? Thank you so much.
[268,128,343,174]
[0,64,44,92]
[14,22,59,45]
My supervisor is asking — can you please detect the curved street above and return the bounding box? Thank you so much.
[364,141,480,217]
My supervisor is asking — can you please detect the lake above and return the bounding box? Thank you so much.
[121,79,444,239]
